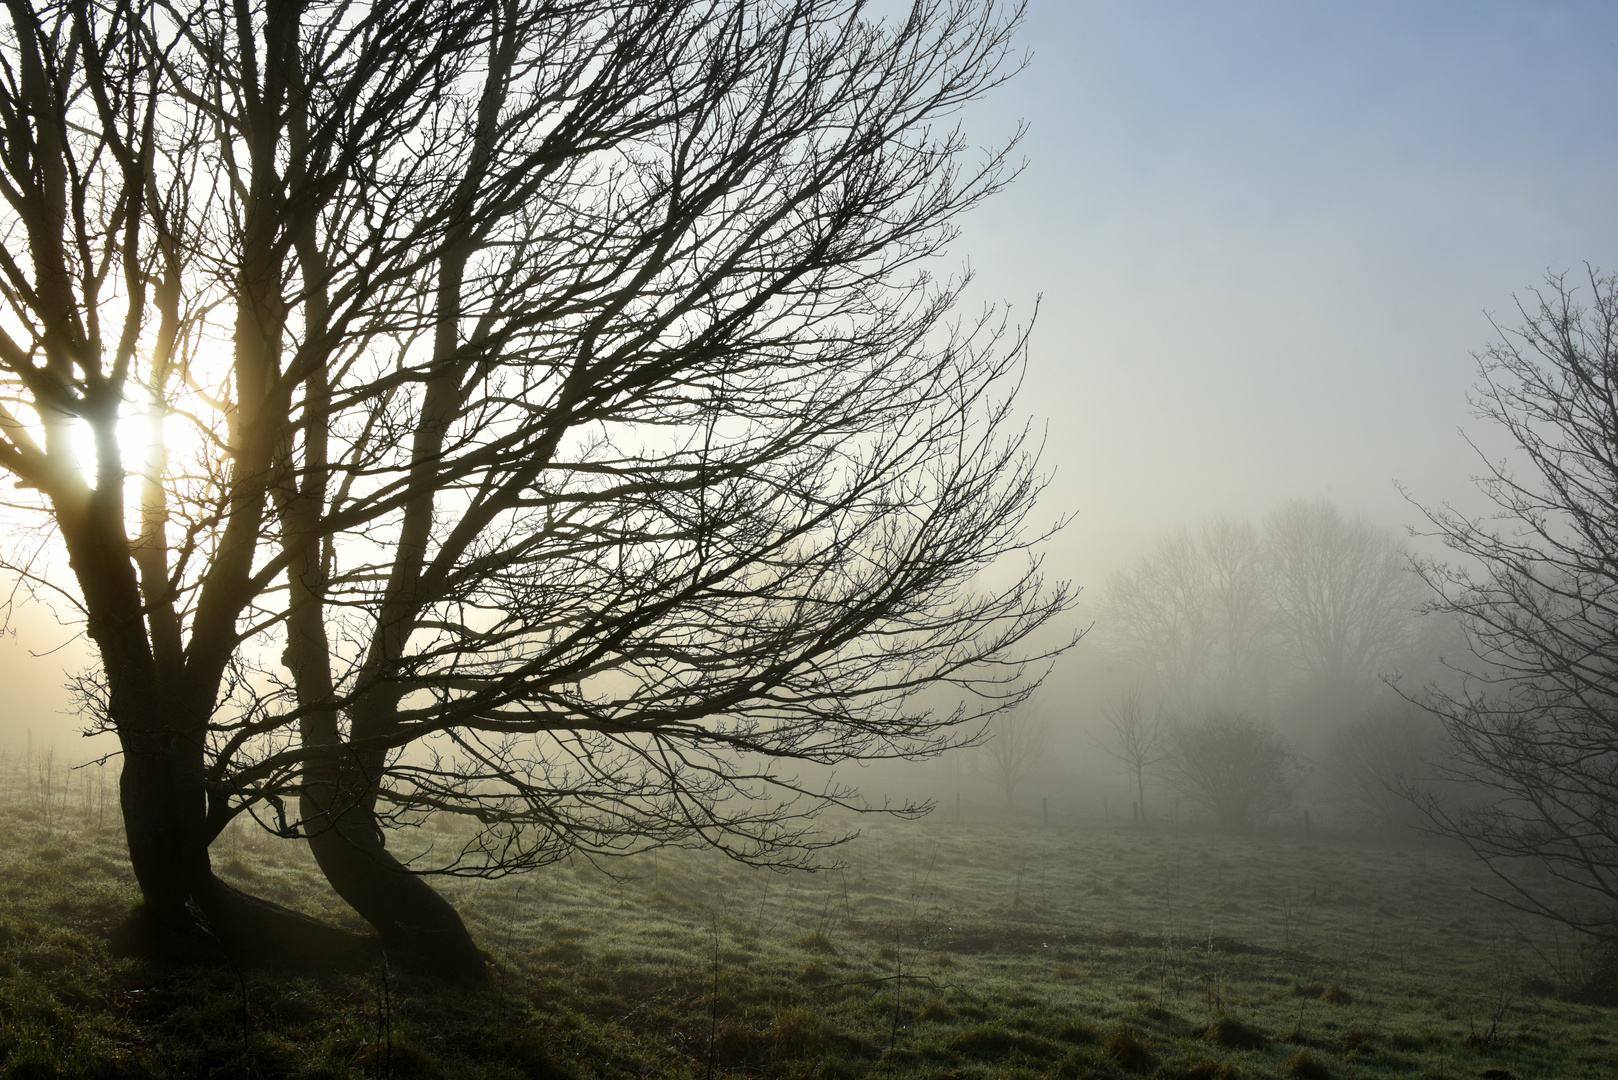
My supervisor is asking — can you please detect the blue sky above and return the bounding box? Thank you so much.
[950,0,1618,593]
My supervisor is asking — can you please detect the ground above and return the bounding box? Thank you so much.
[1,753,1613,1079]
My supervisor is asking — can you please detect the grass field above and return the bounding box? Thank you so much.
[1,752,1615,1079]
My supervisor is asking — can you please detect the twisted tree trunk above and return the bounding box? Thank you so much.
[301,783,487,984]
[112,715,380,972]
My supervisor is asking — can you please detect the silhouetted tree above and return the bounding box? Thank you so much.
[0,0,1068,979]
[1266,501,1426,721]
[1163,713,1295,830]
[1411,269,1618,936]
[1095,685,1167,822]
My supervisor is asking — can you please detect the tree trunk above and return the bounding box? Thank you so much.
[280,539,487,983]
[114,740,380,972]
[65,504,378,975]
[300,762,487,984]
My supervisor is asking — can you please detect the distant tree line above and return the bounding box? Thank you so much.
[1095,269,1618,980]
[1096,500,1449,833]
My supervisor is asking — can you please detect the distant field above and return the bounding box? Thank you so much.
[2,754,1615,1079]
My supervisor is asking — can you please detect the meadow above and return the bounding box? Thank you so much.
[1,752,1614,1080]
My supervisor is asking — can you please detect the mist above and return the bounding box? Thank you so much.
[5,2,1618,1076]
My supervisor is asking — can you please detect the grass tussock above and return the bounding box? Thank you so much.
[1171,1062,1244,1080]
[1203,1015,1267,1049]
[1280,1048,1333,1079]
[946,1021,1058,1060]
[1104,1023,1156,1072]
[1293,980,1354,1006]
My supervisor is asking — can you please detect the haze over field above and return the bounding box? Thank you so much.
[6,0,1618,770]
[9,5,1618,1075]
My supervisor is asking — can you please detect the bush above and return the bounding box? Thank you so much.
[1280,1050,1331,1080]
[1104,1024,1156,1073]
[1563,937,1618,1006]
[1164,714,1295,830]
[1321,703,1444,836]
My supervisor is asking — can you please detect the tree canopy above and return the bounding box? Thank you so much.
[1100,503,1426,723]
[0,0,1068,979]
[1412,269,1618,938]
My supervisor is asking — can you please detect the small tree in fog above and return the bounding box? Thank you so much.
[1164,713,1295,830]
[1321,702,1444,837]
[972,709,1053,809]
[1411,269,1618,935]
[1096,686,1168,822]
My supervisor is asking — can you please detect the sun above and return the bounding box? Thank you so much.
[69,407,173,482]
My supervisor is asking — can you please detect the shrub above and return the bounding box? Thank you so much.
[1321,703,1445,836]
[1280,1050,1331,1080]
[1164,714,1295,830]
[1104,1024,1156,1073]
[1563,937,1618,1006]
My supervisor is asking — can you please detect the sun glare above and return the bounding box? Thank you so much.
[69,409,175,481]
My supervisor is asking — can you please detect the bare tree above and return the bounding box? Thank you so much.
[1099,519,1273,714]
[1321,700,1444,837]
[1101,529,1209,708]
[1266,501,1426,718]
[1410,269,1618,937]
[1103,506,1431,754]
[1202,517,1275,707]
[1163,713,1295,831]
[971,706,1051,808]
[1095,685,1167,822]
[0,0,1070,979]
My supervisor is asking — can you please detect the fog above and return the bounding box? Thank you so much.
[7,2,1618,810]
[8,7,1618,1073]
[779,1,1618,828]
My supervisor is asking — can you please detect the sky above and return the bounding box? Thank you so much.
[951,0,1618,603]
[8,1,1618,750]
